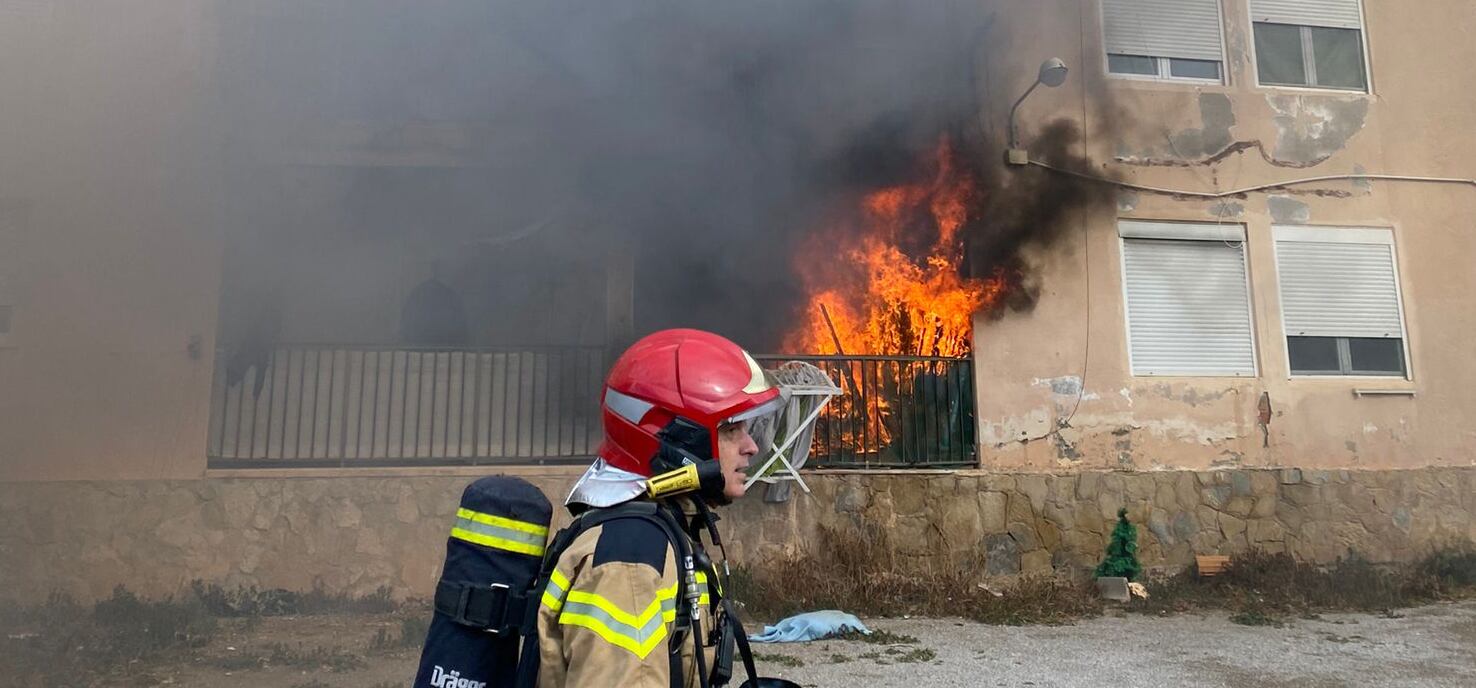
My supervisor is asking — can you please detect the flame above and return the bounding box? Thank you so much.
[785,135,1008,357]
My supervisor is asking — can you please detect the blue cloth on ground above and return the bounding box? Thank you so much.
[748,610,870,643]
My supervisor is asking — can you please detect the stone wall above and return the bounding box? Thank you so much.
[726,468,1476,578]
[3,467,1474,604]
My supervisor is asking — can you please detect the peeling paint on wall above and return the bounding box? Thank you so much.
[1131,417,1236,445]
[1268,195,1311,224]
[1208,201,1244,219]
[1150,383,1228,407]
[1351,164,1373,193]
[1169,93,1236,158]
[1032,375,1098,402]
[981,407,1051,447]
[1267,95,1370,166]
[1034,375,1082,397]
[1055,412,1240,447]
[1117,189,1138,212]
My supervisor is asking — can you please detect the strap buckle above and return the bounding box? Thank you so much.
[437,580,522,634]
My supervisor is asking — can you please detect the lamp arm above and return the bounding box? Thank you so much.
[1007,79,1041,150]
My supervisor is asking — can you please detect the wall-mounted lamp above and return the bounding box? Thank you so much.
[1006,57,1068,165]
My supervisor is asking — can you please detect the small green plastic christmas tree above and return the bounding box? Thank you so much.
[1095,508,1142,580]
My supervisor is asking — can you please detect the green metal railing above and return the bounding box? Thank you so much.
[754,355,977,468]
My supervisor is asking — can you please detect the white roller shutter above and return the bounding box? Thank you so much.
[1274,227,1403,338]
[1120,225,1257,376]
[1103,0,1225,61]
[1249,0,1364,29]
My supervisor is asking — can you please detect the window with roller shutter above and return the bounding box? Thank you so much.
[1119,221,1258,377]
[1101,0,1226,83]
[1273,226,1409,377]
[1249,0,1370,91]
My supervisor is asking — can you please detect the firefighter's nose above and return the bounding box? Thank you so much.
[740,429,759,457]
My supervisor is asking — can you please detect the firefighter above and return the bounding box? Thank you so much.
[534,329,784,688]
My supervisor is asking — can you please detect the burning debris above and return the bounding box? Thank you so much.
[785,136,1010,357]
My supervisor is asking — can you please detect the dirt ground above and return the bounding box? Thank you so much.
[16,600,1476,687]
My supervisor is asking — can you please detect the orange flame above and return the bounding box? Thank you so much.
[785,135,1007,356]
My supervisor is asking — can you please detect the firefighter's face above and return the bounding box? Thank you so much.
[716,421,759,500]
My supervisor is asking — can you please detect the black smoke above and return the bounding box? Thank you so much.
[216,0,1111,352]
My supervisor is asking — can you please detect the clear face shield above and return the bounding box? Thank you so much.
[725,386,789,469]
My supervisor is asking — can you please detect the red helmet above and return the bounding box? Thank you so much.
[598,329,783,476]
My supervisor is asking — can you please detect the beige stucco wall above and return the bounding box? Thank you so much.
[0,2,224,482]
[972,1,1476,471]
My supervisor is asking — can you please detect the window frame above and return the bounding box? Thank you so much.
[1107,54,1225,85]
[1248,2,1373,94]
[1100,0,1230,86]
[1117,220,1260,378]
[1271,226,1412,381]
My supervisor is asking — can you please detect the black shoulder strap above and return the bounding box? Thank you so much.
[724,598,759,686]
[513,501,695,688]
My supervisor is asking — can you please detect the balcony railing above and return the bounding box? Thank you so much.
[208,344,605,467]
[208,346,975,469]
[753,355,977,468]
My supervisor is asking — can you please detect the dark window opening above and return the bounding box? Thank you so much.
[1169,58,1221,80]
[1108,53,1223,82]
[1254,22,1367,90]
[1288,336,1405,376]
[1310,26,1367,90]
[1108,54,1157,75]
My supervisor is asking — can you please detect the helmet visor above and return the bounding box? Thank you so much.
[727,390,788,466]
[723,390,787,426]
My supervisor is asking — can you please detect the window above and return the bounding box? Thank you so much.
[1273,227,1408,377]
[1102,0,1226,83]
[1120,221,1257,376]
[1250,0,1368,90]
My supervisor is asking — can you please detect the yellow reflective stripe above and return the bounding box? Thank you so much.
[559,610,669,659]
[565,590,665,629]
[449,527,546,556]
[693,571,714,603]
[456,507,549,536]
[542,568,571,612]
[557,582,679,659]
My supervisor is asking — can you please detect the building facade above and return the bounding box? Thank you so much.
[973,0,1476,473]
[2,1,1473,602]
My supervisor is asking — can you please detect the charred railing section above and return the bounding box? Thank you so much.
[208,344,605,467]
[754,355,976,468]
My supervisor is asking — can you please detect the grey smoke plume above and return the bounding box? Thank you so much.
[217,0,1109,352]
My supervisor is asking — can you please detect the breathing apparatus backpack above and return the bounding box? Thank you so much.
[413,476,553,688]
[414,467,784,688]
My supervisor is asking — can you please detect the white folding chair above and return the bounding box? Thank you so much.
[745,378,841,495]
